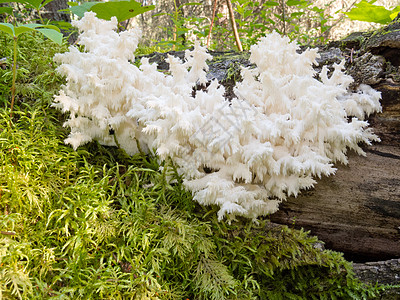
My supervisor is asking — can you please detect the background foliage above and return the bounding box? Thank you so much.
[134,0,399,51]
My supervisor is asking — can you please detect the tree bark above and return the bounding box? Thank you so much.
[42,0,71,23]
[269,143,400,261]
[353,259,400,299]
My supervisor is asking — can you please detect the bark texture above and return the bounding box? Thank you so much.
[353,259,400,299]
[42,0,71,23]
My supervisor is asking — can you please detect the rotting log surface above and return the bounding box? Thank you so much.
[269,144,400,261]
[353,259,400,299]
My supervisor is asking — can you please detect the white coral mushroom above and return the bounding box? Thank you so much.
[54,13,381,220]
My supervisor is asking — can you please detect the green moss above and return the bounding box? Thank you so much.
[0,108,383,299]
[0,31,68,109]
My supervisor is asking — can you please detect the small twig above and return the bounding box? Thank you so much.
[207,0,218,48]
[281,0,286,36]
[350,48,354,63]
[1,231,16,236]
[10,36,18,123]
[226,0,242,52]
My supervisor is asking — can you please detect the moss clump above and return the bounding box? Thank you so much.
[0,31,68,109]
[0,107,383,299]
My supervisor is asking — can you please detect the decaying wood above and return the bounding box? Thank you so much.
[353,258,400,285]
[353,259,400,299]
[269,143,400,261]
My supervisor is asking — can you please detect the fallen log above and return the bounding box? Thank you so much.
[353,258,400,286]
[353,258,400,299]
[269,144,400,261]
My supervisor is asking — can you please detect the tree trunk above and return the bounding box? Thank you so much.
[42,0,71,23]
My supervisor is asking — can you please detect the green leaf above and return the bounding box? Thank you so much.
[286,0,308,6]
[69,2,99,18]
[389,6,400,20]
[263,1,279,7]
[89,0,155,23]
[344,0,392,24]
[0,0,54,10]
[69,0,155,23]
[0,6,13,14]
[22,23,61,32]
[14,25,35,36]
[390,11,400,20]
[153,12,169,17]
[36,28,63,44]
[311,6,323,13]
[290,12,305,18]
[25,0,54,9]
[0,22,14,37]
[6,23,63,44]
[50,20,73,31]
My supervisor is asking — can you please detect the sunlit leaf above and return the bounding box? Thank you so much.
[344,0,392,24]
[0,22,14,36]
[286,0,308,7]
[290,12,305,18]
[389,6,400,20]
[90,0,155,23]
[0,6,13,14]
[69,0,155,23]
[263,1,279,6]
[153,12,168,17]
[67,1,78,6]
